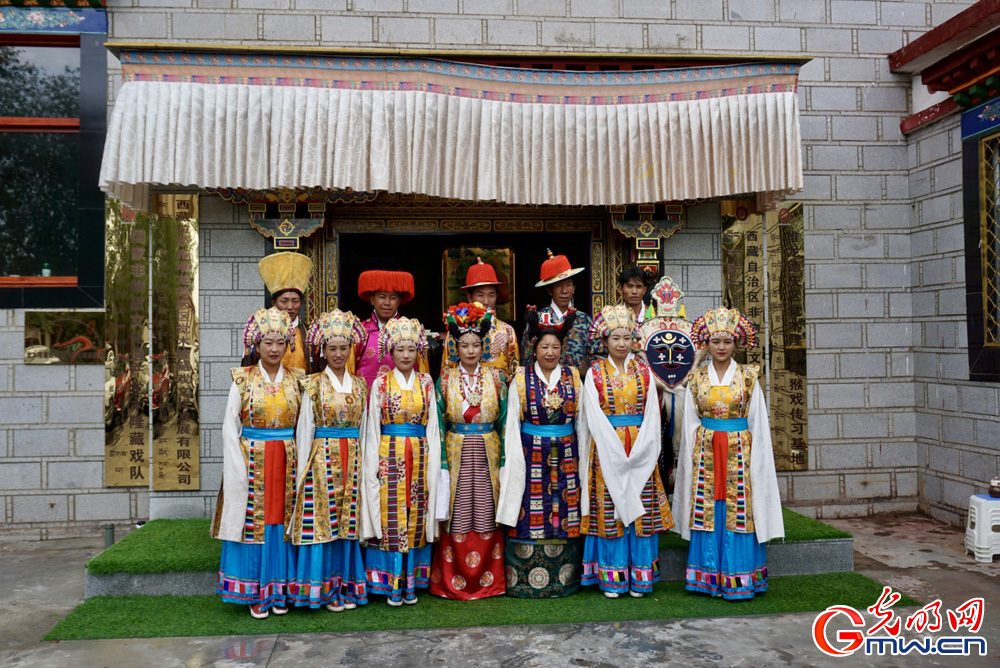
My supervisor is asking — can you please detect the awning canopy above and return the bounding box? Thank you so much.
[100,51,803,211]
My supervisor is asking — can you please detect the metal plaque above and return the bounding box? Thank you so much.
[151,194,200,491]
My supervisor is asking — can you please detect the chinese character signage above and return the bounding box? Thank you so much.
[720,199,807,471]
[767,203,808,471]
[151,194,200,491]
[104,199,150,487]
[720,200,767,380]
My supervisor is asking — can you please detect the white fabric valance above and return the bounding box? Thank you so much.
[101,53,803,210]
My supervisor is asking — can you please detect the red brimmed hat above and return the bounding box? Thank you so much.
[535,248,585,287]
[358,270,415,304]
[460,257,501,290]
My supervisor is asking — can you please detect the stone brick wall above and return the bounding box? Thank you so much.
[0,309,146,540]
[908,115,1000,526]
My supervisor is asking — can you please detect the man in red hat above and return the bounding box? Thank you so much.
[519,249,594,375]
[440,257,519,383]
[348,269,429,389]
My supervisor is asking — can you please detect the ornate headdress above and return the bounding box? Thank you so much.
[377,317,428,358]
[461,257,502,290]
[590,304,637,341]
[306,309,365,347]
[535,248,585,287]
[691,307,757,349]
[443,302,494,364]
[649,275,686,319]
[523,304,576,362]
[258,252,312,298]
[243,307,295,351]
[358,270,415,304]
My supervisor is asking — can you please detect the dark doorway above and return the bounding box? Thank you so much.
[340,231,592,342]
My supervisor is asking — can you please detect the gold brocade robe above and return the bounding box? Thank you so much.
[211,365,301,544]
[289,371,368,545]
[282,327,308,374]
[581,358,673,539]
[368,371,435,553]
[687,363,759,534]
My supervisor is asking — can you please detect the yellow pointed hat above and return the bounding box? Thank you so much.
[258,252,312,297]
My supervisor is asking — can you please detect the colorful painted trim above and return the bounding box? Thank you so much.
[0,2,105,7]
[962,96,1000,140]
[0,6,106,32]
[119,51,800,105]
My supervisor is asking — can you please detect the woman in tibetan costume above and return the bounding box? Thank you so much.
[496,305,584,598]
[673,308,783,600]
[289,309,369,612]
[361,317,442,606]
[213,307,301,619]
[578,305,673,599]
[430,302,508,600]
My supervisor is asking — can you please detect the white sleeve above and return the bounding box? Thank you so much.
[495,376,524,526]
[672,383,701,540]
[622,367,661,513]
[360,381,383,541]
[294,391,315,486]
[423,376,442,541]
[576,369,593,517]
[581,367,646,527]
[218,382,249,542]
[748,383,785,543]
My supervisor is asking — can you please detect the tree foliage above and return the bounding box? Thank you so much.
[0,46,81,276]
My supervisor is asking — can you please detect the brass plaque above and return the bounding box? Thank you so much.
[104,199,150,487]
[151,194,201,491]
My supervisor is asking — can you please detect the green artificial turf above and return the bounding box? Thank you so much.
[45,572,915,641]
[89,509,850,575]
[659,507,852,551]
[86,519,221,575]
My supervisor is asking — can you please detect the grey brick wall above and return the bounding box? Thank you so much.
[0,309,147,541]
[908,115,999,527]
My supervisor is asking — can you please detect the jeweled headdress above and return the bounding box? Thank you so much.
[650,275,686,319]
[523,304,576,363]
[243,307,295,351]
[306,309,365,347]
[443,302,493,364]
[691,307,757,349]
[590,304,637,341]
[377,317,428,358]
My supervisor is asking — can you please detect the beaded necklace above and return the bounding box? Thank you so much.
[460,366,482,406]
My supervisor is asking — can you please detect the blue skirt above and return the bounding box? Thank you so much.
[291,538,367,608]
[364,544,432,603]
[217,524,297,610]
[686,500,768,600]
[581,525,659,594]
